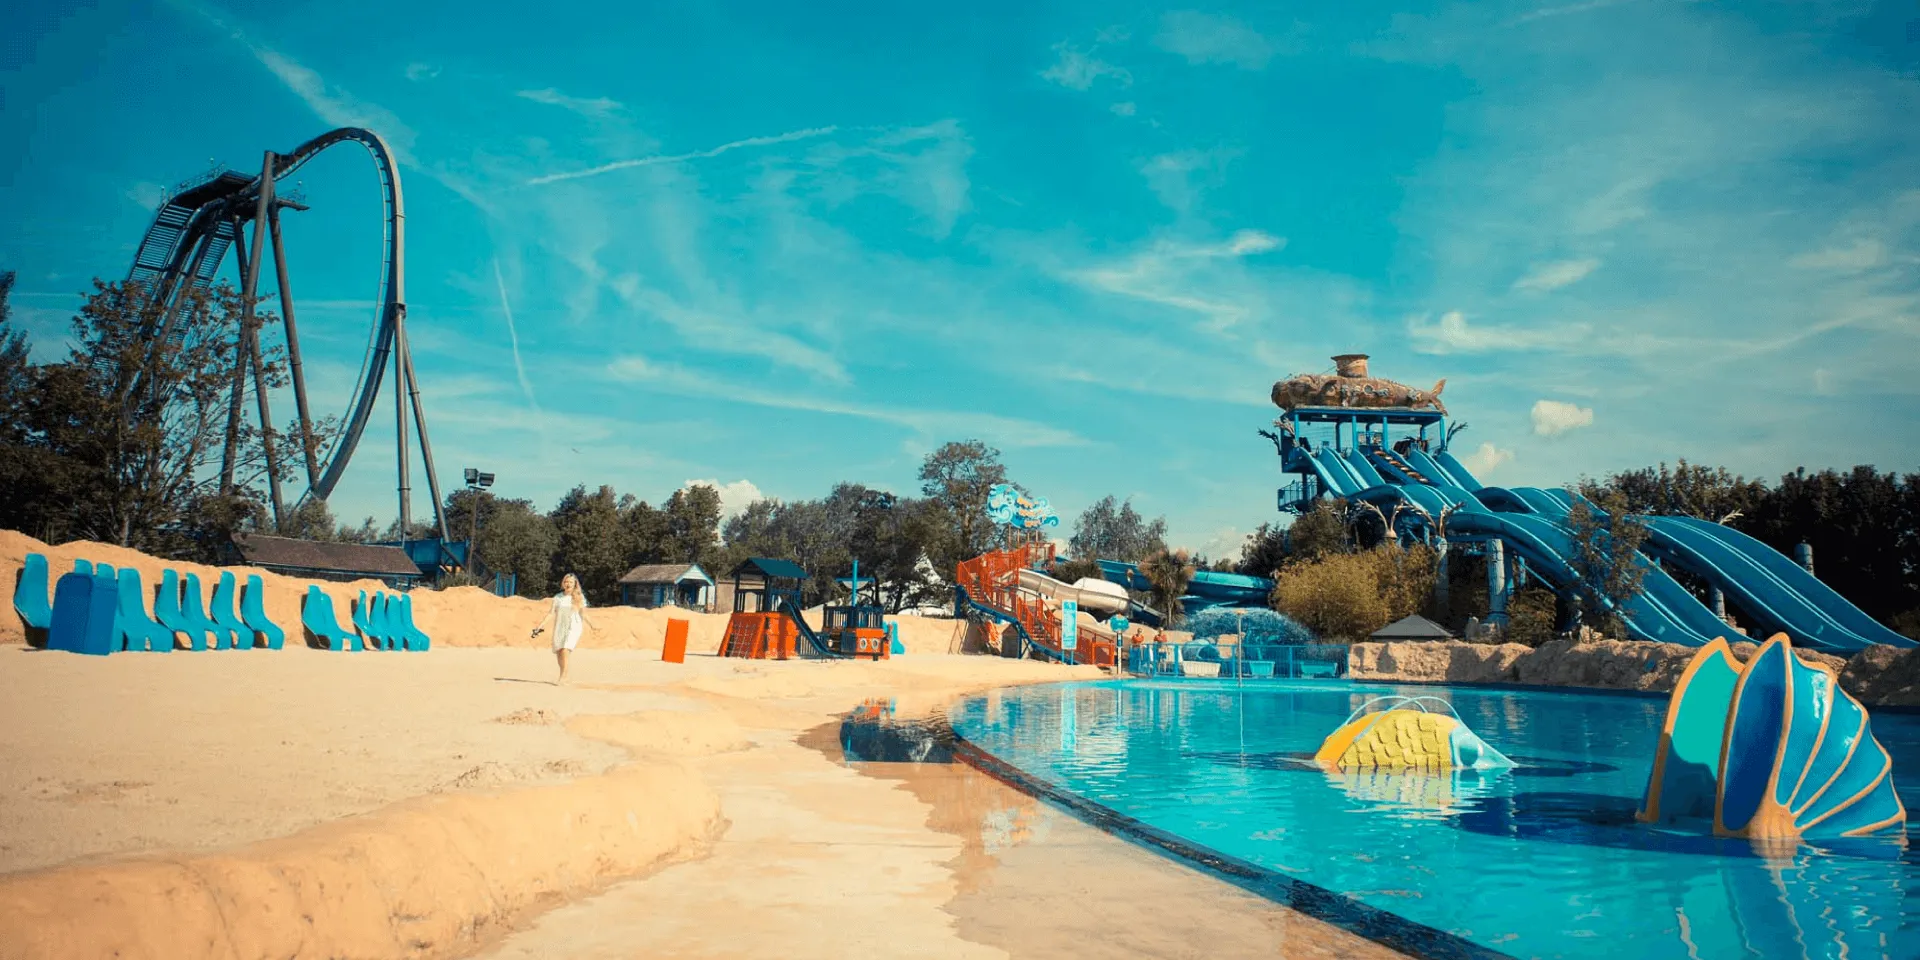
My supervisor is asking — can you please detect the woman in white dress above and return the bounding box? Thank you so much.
[530,573,597,684]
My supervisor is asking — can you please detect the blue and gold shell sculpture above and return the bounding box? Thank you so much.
[1638,634,1905,843]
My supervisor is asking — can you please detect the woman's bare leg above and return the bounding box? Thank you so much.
[556,648,570,684]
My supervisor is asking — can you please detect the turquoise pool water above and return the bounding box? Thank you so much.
[948,679,1920,960]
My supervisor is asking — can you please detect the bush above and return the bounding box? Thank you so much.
[1505,586,1558,647]
[1272,544,1438,641]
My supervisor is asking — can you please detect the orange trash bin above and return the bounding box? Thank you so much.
[662,618,689,664]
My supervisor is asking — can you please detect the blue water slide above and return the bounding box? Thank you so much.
[1305,446,1366,497]
[1432,449,1485,491]
[1402,449,1460,489]
[1364,449,1423,486]
[1342,449,1389,488]
[1664,518,1915,650]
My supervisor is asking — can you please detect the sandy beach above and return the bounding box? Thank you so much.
[0,534,1402,958]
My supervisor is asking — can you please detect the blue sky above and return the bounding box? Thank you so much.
[3,0,1918,558]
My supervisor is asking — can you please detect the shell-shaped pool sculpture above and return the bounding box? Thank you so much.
[1314,696,1516,773]
[1639,634,1905,842]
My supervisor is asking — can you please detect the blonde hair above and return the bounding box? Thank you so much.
[561,573,586,608]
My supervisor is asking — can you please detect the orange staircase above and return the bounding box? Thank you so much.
[718,612,799,660]
[955,542,1116,667]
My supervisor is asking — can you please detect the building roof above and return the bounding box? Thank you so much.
[231,534,423,578]
[730,557,809,581]
[618,563,713,585]
[1370,614,1457,641]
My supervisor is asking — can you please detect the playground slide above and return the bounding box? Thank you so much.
[771,594,847,658]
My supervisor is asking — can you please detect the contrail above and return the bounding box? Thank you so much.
[493,258,540,411]
[526,126,840,185]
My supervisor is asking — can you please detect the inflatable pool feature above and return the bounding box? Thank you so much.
[1639,634,1905,843]
[1313,696,1515,773]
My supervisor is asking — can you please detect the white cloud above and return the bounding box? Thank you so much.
[1512,258,1601,292]
[1195,525,1245,563]
[1068,231,1285,329]
[1040,43,1132,91]
[1530,399,1595,436]
[1460,442,1515,477]
[491,258,539,411]
[125,181,166,210]
[403,62,440,81]
[1110,101,1137,117]
[683,479,763,521]
[516,87,623,118]
[1407,310,1590,354]
[527,126,839,185]
[1790,240,1887,273]
[1139,148,1243,215]
[1154,11,1280,70]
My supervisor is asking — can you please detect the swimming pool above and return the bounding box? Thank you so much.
[948,679,1920,959]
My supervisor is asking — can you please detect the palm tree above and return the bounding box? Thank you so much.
[1140,548,1196,628]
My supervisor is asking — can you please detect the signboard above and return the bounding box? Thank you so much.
[1061,599,1078,651]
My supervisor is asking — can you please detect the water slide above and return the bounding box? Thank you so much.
[1481,486,1912,652]
[1092,560,1275,612]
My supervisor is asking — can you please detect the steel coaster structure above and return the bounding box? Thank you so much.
[123,127,449,542]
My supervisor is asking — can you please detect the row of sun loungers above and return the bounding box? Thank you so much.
[11,553,431,655]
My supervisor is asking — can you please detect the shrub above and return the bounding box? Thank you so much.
[1272,544,1438,641]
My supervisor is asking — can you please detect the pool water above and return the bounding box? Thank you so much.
[948,680,1920,960]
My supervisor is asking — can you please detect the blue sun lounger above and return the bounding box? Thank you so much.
[398,594,430,651]
[352,590,381,649]
[12,553,52,644]
[209,572,251,650]
[371,591,401,650]
[47,566,120,656]
[240,574,285,649]
[302,586,360,651]
[178,572,231,650]
[152,569,193,650]
[113,568,173,652]
[72,559,93,576]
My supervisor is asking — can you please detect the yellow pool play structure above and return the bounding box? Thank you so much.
[1314,696,1516,773]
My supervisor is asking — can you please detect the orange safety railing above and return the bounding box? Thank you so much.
[956,542,1115,667]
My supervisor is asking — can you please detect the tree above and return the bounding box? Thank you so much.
[917,440,1009,577]
[1236,523,1288,578]
[1139,548,1195,627]
[1,278,308,553]
[1744,466,1918,625]
[1595,460,1765,522]
[549,484,630,603]
[480,498,559,597]
[1565,485,1650,637]
[1272,545,1438,641]
[1284,498,1349,565]
[1069,495,1168,563]
[663,483,725,569]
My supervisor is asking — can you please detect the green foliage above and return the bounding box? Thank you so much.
[663,484,724,569]
[1505,586,1560,647]
[1069,495,1167,563]
[1565,485,1651,637]
[1272,544,1438,641]
[720,484,941,610]
[1284,498,1350,565]
[1235,523,1289,578]
[480,498,557,597]
[1592,459,1765,523]
[549,484,629,603]
[1139,548,1195,627]
[1051,555,1102,584]
[1742,466,1920,626]
[916,439,1010,577]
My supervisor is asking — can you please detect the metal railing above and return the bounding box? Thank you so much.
[1128,638,1349,679]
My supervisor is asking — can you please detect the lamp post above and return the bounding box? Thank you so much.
[462,467,494,574]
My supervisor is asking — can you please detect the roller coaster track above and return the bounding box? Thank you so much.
[123,127,448,543]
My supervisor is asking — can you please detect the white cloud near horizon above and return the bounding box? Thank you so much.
[1154,11,1282,69]
[683,478,764,522]
[1460,441,1515,476]
[1408,310,1590,354]
[1531,399,1595,436]
[1512,258,1601,293]
[404,62,440,81]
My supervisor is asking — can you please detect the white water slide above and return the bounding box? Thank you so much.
[1015,569,1131,644]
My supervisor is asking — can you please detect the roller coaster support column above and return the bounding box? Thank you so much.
[267,193,320,488]
[239,152,287,530]
[399,322,451,542]
[1487,540,1509,629]
[395,318,411,535]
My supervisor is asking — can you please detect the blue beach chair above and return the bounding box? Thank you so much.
[13,553,53,645]
[368,591,398,650]
[352,590,378,648]
[152,569,198,650]
[75,567,120,656]
[179,572,231,650]
[72,559,93,576]
[240,575,285,649]
[113,568,173,652]
[47,572,95,654]
[209,572,251,650]
[301,586,360,651]
[398,594,430,651]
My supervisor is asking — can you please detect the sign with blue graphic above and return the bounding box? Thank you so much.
[1108,614,1130,635]
[1061,599,1078,650]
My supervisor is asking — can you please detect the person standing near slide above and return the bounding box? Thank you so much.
[531,573,597,684]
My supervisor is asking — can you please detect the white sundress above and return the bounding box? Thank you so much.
[550,593,588,652]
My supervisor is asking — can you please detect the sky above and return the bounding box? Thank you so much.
[2,0,1918,560]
